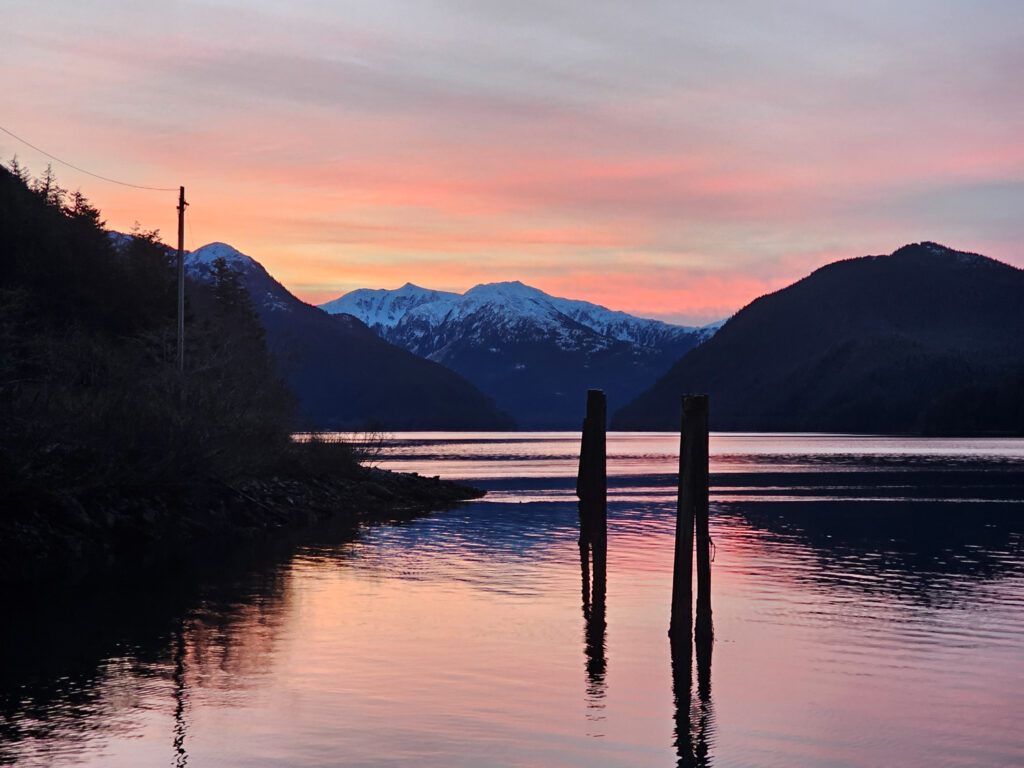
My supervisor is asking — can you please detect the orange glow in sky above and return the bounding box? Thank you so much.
[3,1,1022,324]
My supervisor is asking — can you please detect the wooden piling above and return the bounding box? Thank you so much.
[670,395,713,762]
[577,415,591,548]
[576,389,607,549]
[577,389,607,615]
[691,397,712,644]
[577,390,608,703]
[670,394,710,640]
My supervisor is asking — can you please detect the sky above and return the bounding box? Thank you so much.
[2,0,1021,324]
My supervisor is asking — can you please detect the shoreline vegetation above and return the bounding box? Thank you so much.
[0,438,485,589]
[0,162,483,588]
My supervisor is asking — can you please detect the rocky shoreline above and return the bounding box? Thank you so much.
[0,466,485,589]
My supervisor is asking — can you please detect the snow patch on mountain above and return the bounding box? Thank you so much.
[184,242,295,314]
[321,280,717,351]
[321,283,460,330]
[186,242,258,273]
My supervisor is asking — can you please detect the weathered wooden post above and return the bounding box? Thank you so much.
[577,417,591,550]
[589,389,607,592]
[580,535,591,607]
[668,396,712,763]
[670,394,711,641]
[692,397,712,645]
[669,394,713,764]
[576,389,607,596]
[671,397,704,638]
[578,389,609,704]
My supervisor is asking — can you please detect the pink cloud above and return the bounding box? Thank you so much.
[3,1,1022,329]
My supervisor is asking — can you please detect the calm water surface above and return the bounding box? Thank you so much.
[3,433,1023,767]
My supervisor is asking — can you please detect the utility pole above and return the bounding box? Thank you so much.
[176,186,187,372]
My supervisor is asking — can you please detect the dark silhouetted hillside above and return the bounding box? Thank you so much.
[187,244,513,430]
[613,243,1024,434]
[0,164,491,586]
[0,163,294,490]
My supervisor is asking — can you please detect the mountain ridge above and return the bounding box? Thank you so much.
[613,242,1024,434]
[185,243,513,430]
[322,280,715,349]
[321,280,720,427]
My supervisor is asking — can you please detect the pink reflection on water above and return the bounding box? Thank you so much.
[12,433,1024,767]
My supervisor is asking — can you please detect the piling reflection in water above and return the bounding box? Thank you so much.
[4,434,1024,767]
[670,636,694,766]
[580,539,607,732]
[172,619,190,768]
[671,618,714,767]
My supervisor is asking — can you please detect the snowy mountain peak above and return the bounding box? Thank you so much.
[320,280,720,352]
[320,279,720,427]
[459,281,560,319]
[186,242,257,272]
[320,283,460,329]
[182,242,295,313]
[465,280,536,297]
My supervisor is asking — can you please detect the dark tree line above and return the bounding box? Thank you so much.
[0,160,296,496]
[922,371,1024,436]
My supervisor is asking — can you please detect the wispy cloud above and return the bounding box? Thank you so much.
[2,0,1021,320]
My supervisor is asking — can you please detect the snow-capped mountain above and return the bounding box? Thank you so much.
[184,243,512,430]
[321,281,720,428]
[187,241,255,272]
[320,282,460,331]
[323,280,715,354]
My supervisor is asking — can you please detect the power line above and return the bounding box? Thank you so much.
[0,123,177,192]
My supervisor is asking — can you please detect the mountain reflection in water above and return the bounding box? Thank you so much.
[1,433,1022,767]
